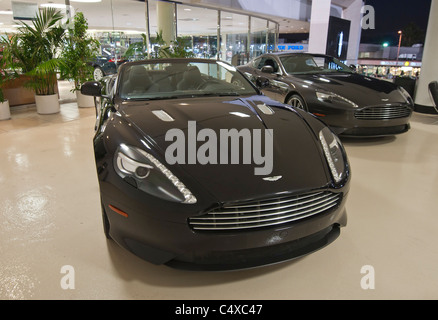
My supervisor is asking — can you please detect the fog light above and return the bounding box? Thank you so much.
[135,166,150,178]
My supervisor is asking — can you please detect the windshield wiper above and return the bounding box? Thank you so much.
[196,92,240,97]
[124,95,194,101]
[123,92,241,101]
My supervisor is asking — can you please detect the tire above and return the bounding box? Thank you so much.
[93,67,105,81]
[101,201,112,240]
[287,94,308,111]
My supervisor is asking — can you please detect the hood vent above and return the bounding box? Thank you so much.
[256,103,275,115]
[152,110,175,122]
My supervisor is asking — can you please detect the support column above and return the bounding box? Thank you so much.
[220,34,228,62]
[157,0,176,45]
[343,0,364,65]
[247,16,251,63]
[414,0,438,112]
[144,0,151,58]
[308,0,331,54]
[217,10,221,60]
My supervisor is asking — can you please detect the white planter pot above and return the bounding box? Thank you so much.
[76,91,95,108]
[35,94,60,115]
[0,100,11,120]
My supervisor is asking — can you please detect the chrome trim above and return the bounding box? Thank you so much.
[116,152,153,176]
[189,191,342,231]
[355,105,412,120]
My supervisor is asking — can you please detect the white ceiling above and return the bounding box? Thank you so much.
[0,0,311,35]
[331,0,358,8]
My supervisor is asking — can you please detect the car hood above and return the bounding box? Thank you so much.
[119,95,331,203]
[289,72,408,107]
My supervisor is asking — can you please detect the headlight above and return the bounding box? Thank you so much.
[315,89,358,108]
[114,144,197,204]
[319,127,347,184]
[398,86,413,105]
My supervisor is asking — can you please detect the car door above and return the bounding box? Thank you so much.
[253,56,288,102]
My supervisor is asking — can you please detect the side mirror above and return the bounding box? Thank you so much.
[349,64,357,72]
[261,65,274,74]
[81,81,102,97]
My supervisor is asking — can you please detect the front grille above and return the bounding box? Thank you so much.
[355,105,412,120]
[188,191,342,232]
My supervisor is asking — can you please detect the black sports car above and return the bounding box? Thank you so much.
[238,53,414,137]
[91,55,127,81]
[81,58,350,271]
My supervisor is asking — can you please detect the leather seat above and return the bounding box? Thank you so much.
[177,66,205,90]
[122,66,159,96]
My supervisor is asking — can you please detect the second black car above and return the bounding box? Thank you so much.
[238,52,414,137]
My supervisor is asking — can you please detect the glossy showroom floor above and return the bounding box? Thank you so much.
[1,81,438,300]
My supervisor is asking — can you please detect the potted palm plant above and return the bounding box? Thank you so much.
[0,58,11,120]
[6,8,65,114]
[60,12,100,108]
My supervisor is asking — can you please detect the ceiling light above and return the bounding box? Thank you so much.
[184,8,192,11]
[0,10,13,15]
[40,3,68,9]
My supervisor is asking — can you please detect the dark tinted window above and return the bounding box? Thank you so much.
[256,57,279,73]
[280,54,353,74]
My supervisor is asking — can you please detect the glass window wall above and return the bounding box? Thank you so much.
[177,5,218,59]
[88,0,278,66]
[250,17,268,60]
[0,0,278,66]
[220,12,249,65]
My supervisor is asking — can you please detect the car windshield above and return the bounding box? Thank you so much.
[279,54,353,75]
[118,60,258,100]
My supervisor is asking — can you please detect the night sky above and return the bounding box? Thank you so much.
[361,0,432,44]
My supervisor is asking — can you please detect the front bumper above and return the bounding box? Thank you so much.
[100,179,348,271]
[309,102,413,137]
[335,123,410,137]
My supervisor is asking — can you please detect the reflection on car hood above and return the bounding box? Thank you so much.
[290,72,407,106]
[119,95,330,202]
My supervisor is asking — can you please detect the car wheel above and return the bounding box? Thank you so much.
[287,94,308,111]
[101,201,112,240]
[93,67,105,81]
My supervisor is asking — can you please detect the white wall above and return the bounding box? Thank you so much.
[415,0,438,108]
[343,0,364,65]
[308,0,332,54]
[236,0,312,21]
